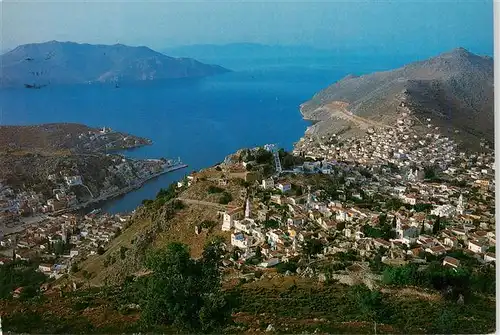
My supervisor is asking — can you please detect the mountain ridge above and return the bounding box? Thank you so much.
[300,47,494,149]
[0,41,231,88]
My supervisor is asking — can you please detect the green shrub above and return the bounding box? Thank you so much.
[208,185,224,194]
[276,261,298,274]
[219,192,233,204]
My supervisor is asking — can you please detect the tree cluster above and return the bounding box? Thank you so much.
[0,260,47,300]
[141,241,233,333]
[382,260,495,301]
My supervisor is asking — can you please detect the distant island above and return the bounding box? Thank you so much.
[299,47,494,151]
[163,42,335,59]
[0,41,231,88]
[162,43,342,70]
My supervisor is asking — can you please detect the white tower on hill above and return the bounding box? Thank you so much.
[245,197,251,219]
[457,194,465,215]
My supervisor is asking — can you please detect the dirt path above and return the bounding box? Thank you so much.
[380,287,442,301]
[324,101,386,130]
[176,197,228,210]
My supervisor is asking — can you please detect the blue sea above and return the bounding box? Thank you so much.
[0,55,410,213]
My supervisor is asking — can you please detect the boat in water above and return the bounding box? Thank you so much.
[24,83,47,89]
[162,157,188,173]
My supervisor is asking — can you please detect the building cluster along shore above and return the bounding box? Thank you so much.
[0,124,188,249]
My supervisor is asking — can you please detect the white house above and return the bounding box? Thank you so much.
[64,176,83,187]
[234,218,256,234]
[402,195,417,205]
[266,230,284,245]
[270,194,284,205]
[186,175,196,186]
[251,227,265,241]
[442,256,460,269]
[287,216,305,226]
[396,224,419,241]
[431,205,457,218]
[354,231,365,240]
[276,182,291,193]
[38,263,53,273]
[335,209,354,222]
[231,232,252,249]
[258,258,281,268]
[468,240,488,254]
[443,236,458,248]
[221,208,242,231]
[394,186,406,195]
[484,252,496,263]
[261,178,275,190]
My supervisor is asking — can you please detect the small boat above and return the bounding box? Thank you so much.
[24,83,46,89]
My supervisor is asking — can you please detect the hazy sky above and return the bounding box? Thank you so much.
[1,0,494,55]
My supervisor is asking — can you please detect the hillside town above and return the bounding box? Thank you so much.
[0,211,131,280]
[196,103,496,281]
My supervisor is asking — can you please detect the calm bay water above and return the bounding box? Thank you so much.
[0,56,406,213]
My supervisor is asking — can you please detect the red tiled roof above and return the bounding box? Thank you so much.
[227,207,243,215]
[443,256,460,267]
[411,247,423,256]
[429,245,446,253]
